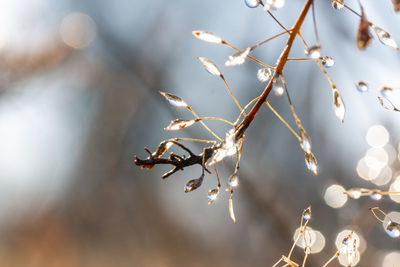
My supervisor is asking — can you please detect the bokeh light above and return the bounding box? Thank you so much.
[60,12,97,49]
[389,178,400,203]
[382,251,400,267]
[365,125,389,148]
[324,184,348,208]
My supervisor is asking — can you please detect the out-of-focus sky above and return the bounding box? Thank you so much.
[0,0,400,266]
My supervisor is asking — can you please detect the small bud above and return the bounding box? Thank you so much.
[357,12,373,50]
[371,24,399,50]
[159,91,188,108]
[197,57,222,77]
[225,47,251,67]
[164,119,197,131]
[333,89,345,123]
[191,30,223,44]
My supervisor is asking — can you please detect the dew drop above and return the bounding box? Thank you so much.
[273,79,285,96]
[331,0,344,9]
[385,221,400,238]
[305,45,321,59]
[371,25,399,50]
[354,81,369,93]
[345,188,362,199]
[245,0,260,8]
[370,192,383,200]
[159,91,188,108]
[191,30,223,44]
[264,0,285,10]
[302,207,312,220]
[184,175,204,193]
[257,68,272,83]
[197,57,222,77]
[333,89,345,123]
[225,47,251,67]
[228,173,239,188]
[305,152,318,176]
[304,246,311,255]
[153,140,173,159]
[321,56,335,68]
[207,188,219,205]
[299,127,312,153]
[164,119,197,131]
[380,86,393,97]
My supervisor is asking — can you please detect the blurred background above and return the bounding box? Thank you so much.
[1,0,400,266]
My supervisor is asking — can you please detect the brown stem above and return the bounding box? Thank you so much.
[235,0,313,140]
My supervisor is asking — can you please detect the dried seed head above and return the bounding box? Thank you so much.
[191,30,223,44]
[305,45,321,59]
[197,57,222,77]
[159,91,188,108]
[225,47,251,67]
[257,68,272,83]
[244,0,261,8]
[378,96,398,111]
[354,81,369,93]
[320,56,335,68]
[357,13,373,50]
[331,0,344,9]
[305,152,318,176]
[184,174,204,193]
[333,89,345,123]
[371,25,399,50]
[164,119,197,131]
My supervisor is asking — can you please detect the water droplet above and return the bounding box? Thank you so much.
[385,221,400,238]
[273,79,285,96]
[342,236,350,245]
[164,119,197,131]
[197,57,222,77]
[299,127,312,153]
[333,89,345,122]
[184,175,204,193]
[305,45,321,59]
[331,0,344,9]
[321,56,335,68]
[245,0,260,8]
[371,25,399,50]
[357,13,373,50]
[304,246,311,254]
[208,188,219,205]
[370,192,383,200]
[305,152,318,176]
[345,188,362,199]
[302,207,312,220]
[264,0,285,10]
[209,129,239,166]
[354,81,369,93]
[159,91,188,108]
[225,47,251,67]
[191,30,223,44]
[257,68,272,83]
[380,86,393,97]
[228,173,239,188]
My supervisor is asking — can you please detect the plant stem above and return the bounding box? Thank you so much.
[235,0,313,139]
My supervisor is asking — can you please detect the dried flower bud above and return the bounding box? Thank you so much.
[378,96,399,111]
[333,89,345,123]
[153,140,173,159]
[225,47,251,67]
[371,24,399,50]
[197,57,222,77]
[357,12,373,50]
[305,152,318,176]
[164,119,198,131]
[191,30,223,44]
[159,91,188,108]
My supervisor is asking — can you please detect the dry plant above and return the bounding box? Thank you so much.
[135,0,400,265]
